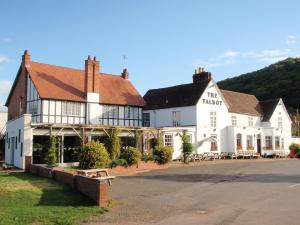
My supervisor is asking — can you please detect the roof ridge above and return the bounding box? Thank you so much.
[147,81,207,92]
[220,89,257,97]
[30,61,84,72]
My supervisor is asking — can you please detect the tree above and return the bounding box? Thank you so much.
[104,128,121,160]
[179,130,193,164]
[45,136,57,167]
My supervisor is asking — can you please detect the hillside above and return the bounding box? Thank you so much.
[217,57,300,111]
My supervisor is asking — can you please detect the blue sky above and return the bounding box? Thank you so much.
[1,0,300,111]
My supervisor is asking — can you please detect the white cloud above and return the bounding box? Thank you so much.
[0,80,12,96]
[244,49,291,63]
[286,35,300,44]
[0,55,10,64]
[193,50,240,69]
[1,38,12,43]
[222,51,240,58]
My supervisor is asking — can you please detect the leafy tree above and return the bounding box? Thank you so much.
[104,128,121,160]
[45,136,58,167]
[79,141,111,169]
[179,130,193,164]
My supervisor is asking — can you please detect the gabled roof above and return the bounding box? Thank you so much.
[259,98,280,122]
[143,80,210,110]
[220,90,262,116]
[23,61,145,106]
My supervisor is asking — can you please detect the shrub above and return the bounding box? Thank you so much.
[153,146,172,165]
[289,143,300,152]
[110,158,128,168]
[141,153,154,162]
[45,136,58,167]
[104,128,121,160]
[79,141,111,169]
[180,130,193,164]
[120,147,141,166]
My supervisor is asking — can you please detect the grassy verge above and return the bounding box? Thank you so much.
[0,171,107,225]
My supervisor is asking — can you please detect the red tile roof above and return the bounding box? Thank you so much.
[27,61,145,106]
[220,89,262,116]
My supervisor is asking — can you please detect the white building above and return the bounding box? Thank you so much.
[143,68,292,159]
[5,51,145,169]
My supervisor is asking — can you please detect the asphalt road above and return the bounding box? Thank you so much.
[90,159,300,225]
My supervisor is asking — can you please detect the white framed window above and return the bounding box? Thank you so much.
[275,136,280,149]
[102,105,118,118]
[236,133,242,150]
[172,111,181,127]
[164,134,173,147]
[210,112,217,128]
[231,116,237,126]
[142,113,150,127]
[278,117,283,129]
[28,101,38,115]
[248,117,253,127]
[125,106,131,119]
[62,101,81,116]
[265,136,272,149]
[246,135,253,150]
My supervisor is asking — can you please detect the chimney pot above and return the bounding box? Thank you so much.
[121,68,129,79]
[193,67,211,83]
[22,49,31,67]
[94,56,97,61]
[88,55,91,60]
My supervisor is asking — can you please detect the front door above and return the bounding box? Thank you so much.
[257,135,261,154]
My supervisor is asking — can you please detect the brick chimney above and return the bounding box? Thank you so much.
[193,67,211,83]
[85,55,100,94]
[22,50,31,67]
[121,68,129,79]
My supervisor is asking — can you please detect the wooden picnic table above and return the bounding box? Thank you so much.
[77,168,115,186]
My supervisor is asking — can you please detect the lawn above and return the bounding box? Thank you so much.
[0,171,108,225]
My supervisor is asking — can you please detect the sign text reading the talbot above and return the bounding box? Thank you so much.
[202,92,222,105]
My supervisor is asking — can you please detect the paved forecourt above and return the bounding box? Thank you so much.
[91,159,300,225]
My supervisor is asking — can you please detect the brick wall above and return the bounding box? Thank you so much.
[7,66,27,120]
[53,170,75,188]
[27,164,108,207]
[75,175,107,207]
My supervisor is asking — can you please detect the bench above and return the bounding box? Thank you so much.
[77,168,116,186]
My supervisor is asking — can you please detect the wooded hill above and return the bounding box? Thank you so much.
[218,57,300,112]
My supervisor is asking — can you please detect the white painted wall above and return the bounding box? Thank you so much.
[195,81,229,154]
[144,105,197,128]
[5,114,33,169]
[0,112,8,135]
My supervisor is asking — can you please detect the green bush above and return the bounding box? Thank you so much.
[104,128,121,160]
[289,143,300,154]
[141,154,154,162]
[180,130,193,164]
[45,136,58,167]
[79,141,111,169]
[110,158,128,168]
[120,147,141,166]
[153,146,172,165]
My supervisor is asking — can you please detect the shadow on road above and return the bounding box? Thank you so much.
[124,173,300,184]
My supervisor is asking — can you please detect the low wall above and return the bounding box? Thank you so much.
[28,164,108,207]
[108,161,169,176]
